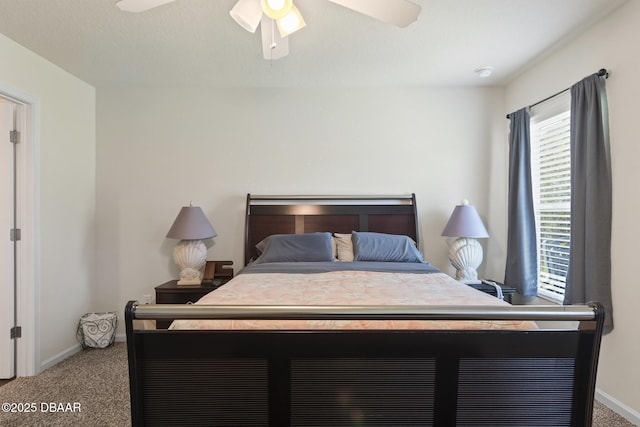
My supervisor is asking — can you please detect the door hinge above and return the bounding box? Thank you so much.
[9,130,18,144]
[10,228,21,241]
[10,326,21,339]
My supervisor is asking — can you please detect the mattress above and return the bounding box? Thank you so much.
[170,264,534,330]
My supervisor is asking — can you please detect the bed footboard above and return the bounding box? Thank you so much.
[125,302,604,427]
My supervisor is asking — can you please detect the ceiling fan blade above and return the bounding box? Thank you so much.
[260,16,289,60]
[115,0,177,13]
[326,0,421,27]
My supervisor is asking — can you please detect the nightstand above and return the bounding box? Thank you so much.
[467,280,515,304]
[155,260,233,329]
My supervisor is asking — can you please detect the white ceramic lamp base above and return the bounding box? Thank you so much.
[173,239,207,285]
[448,237,483,284]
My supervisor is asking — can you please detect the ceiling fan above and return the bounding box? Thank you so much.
[115,0,422,60]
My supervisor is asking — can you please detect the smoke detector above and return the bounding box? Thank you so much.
[474,66,494,78]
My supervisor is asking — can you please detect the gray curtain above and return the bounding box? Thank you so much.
[505,108,538,296]
[565,73,613,333]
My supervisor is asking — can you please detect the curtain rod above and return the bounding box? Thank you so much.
[506,68,608,119]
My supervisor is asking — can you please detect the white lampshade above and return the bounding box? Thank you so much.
[230,0,263,33]
[277,4,305,37]
[261,0,293,19]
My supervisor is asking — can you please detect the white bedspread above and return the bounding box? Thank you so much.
[170,270,534,330]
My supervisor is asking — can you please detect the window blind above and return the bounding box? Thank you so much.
[531,102,571,302]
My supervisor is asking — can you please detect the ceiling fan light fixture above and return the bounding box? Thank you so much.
[261,0,293,20]
[277,5,305,37]
[261,14,289,59]
[230,0,263,33]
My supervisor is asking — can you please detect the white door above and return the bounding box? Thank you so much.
[0,102,15,378]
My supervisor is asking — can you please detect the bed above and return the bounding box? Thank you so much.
[126,194,604,426]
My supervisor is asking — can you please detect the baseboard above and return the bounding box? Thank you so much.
[596,387,640,425]
[40,335,128,372]
[39,343,81,372]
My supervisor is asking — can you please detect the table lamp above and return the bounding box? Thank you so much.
[166,204,217,285]
[441,199,489,284]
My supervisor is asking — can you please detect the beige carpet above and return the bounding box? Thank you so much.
[0,342,635,426]
[0,343,129,426]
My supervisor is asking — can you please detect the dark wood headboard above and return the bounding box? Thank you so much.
[244,194,418,265]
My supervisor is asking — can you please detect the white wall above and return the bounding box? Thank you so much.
[0,33,96,371]
[96,85,505,320]
[505,0,640,420]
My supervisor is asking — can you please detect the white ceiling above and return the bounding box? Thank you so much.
[0,0,628,88]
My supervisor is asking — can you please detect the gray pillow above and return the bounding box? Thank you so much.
[254,233,334,264]
[352,231,425,263]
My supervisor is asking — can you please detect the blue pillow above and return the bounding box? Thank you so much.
[352,231,425,263]
[254,233,334,264]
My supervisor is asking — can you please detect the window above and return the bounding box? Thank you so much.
[530,93,571,302]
